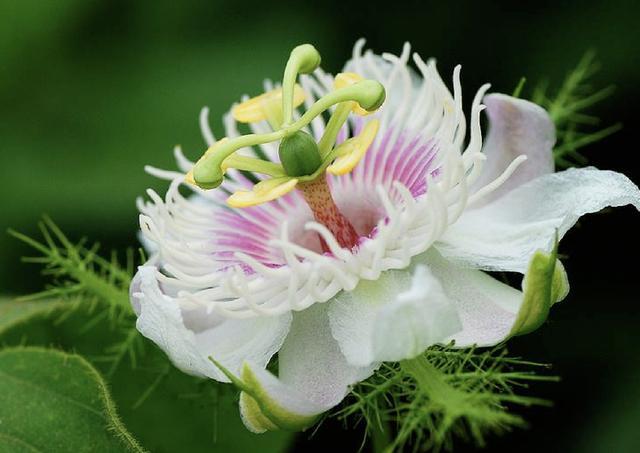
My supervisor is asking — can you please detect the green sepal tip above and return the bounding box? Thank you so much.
[509,233,570,337]
[208,357,320,433]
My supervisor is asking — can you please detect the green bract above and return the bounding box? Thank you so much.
[510,238,570,337]
[211,359,320,433]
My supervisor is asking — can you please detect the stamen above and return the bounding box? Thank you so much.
[298,176,359,251]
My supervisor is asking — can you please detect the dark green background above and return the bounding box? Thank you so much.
[1,0,639,451]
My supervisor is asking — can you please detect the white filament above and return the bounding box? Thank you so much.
[199,107,216,146]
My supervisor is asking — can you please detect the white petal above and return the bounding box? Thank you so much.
[133,265,291,382]
[237,364,326,433]
[437,167,640,273]
[423,252,520,346]
[329,265,461,367]
[278,303,374,407]
[472,93,555,204]
[419,248,568,347]
[228,304,373,432]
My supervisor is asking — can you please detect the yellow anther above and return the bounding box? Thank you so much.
[227,177,298,208]
[334,72,363,88]
[334,72,370,116]
[232,85,306,124]
[327,120,379,176]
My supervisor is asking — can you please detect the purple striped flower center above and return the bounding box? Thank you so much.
[210,128,438,272]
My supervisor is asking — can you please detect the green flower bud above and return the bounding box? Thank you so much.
[279,131,322,177]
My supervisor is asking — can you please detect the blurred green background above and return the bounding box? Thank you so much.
[1,0,639,451]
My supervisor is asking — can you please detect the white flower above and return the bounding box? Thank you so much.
[130,40,640,432]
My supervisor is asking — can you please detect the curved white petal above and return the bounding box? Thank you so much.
[419,248,568,348]
[133,264,292,382]
[328,265,461,367]
[226,304,373,432]
[437,167,640,273]
[278,303,375,406]
[472,93,555,204]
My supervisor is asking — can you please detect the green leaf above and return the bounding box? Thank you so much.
[0,346,145,452]
[0,302,295,452]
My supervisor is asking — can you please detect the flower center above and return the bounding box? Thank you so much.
[185,43,386,250]
[298,176,359,251]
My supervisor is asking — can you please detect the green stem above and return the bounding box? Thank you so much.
[399,355,457,447]
[371,419,392,453]
[400,355,451,402]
